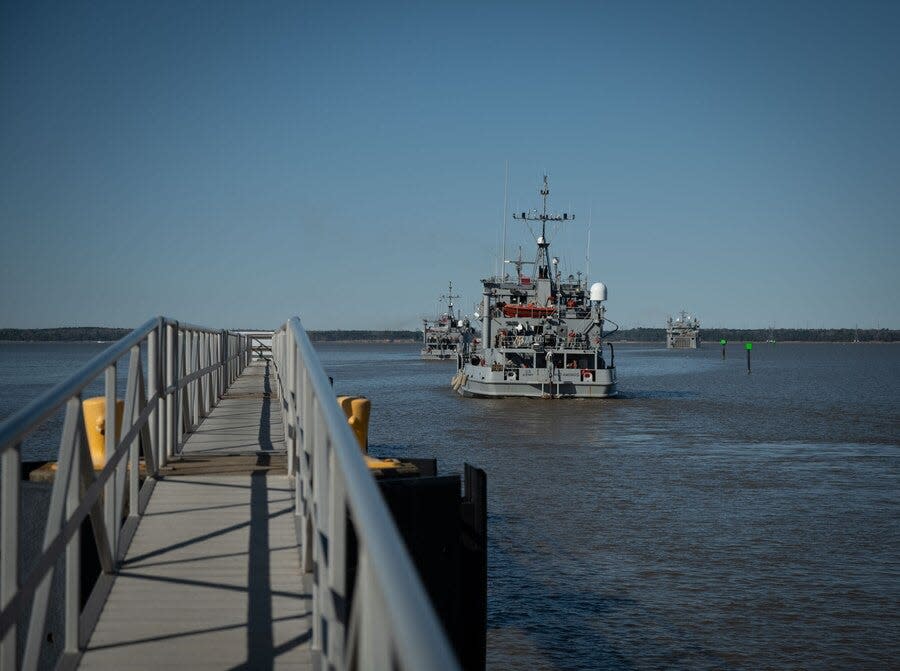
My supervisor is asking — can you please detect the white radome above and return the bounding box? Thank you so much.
[590,282,607,302]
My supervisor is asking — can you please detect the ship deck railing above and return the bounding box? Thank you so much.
[491,335,597,350]
[0,315,459,671]
[491,307,593,320]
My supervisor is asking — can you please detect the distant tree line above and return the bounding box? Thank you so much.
[306,330,420,342]
[0,327,132,342]
[605,327,899,343]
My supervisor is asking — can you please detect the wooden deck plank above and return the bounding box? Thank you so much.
[78,362,310,670]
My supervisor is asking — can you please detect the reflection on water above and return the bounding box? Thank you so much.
[317,342,900,670]
[2,342,899,669]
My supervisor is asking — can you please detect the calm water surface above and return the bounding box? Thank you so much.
[2,342,898,669]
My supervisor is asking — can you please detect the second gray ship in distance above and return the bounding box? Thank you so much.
[421,281,473,360]
[452,176,618,398]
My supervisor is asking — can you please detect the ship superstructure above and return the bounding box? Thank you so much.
[452,176,618,398]
[421,282,471,360]
[666,311,701,349]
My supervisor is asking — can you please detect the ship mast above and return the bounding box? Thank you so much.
[440,281,460,320]
[513,175,573,291]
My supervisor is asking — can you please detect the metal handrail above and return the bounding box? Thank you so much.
[0,315,457,670]
[0,317,252,670]
[0,318,159,454]
[0,318,249,454]
[272,317,459,670]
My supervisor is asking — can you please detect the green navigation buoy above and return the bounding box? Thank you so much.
[745,342,752,373]
[720,338,727,358]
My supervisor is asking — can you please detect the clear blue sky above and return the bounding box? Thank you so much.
[2,1,898,330]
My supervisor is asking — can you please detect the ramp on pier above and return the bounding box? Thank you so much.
[78,362,311,669]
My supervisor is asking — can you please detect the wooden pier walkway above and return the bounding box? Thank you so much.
[78,362,312,670]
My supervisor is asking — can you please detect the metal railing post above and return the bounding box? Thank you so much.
[326,452,347,667]
[205,332,211,414]
[188,331,197,430]
[302,366,315,573]
[297,354,307,517]
[311,397,324,654]
[219,331,226,399]
[178,328,185,451]
[197,332,205,419]
[231,335,241,383]
[148,327,159,476]
[65,423,81,654]
[286,335,296,477]
[1,446,20,669]
[165,322,176,465]
[159,322,167,469]
[176,330,182,448]
[104,363,118,559]
[124,346,140,526]
[210,333,215,405]
[204,332,211,416]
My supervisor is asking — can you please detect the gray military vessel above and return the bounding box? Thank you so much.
[666,311,701,348]
[452,176,618,398]
[421,282,471,360]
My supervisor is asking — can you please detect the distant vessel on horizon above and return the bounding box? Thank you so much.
[666,311,701,349]
[420,282,471,361]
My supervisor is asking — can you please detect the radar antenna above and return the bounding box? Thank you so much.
[512,175,573,286]
[503,246,536,282]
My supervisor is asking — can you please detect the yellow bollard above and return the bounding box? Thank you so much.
[336,395,371,453]
[334,395,417,475]
[81,397,124,469]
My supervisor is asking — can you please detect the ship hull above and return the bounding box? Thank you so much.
[454,365,617,398]
[421,349,457,361]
